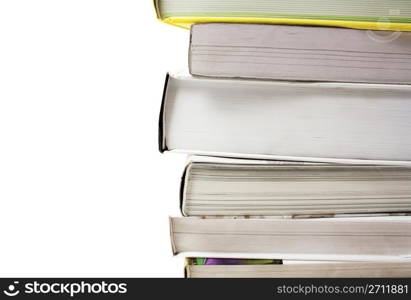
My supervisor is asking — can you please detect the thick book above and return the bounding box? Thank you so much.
[170,217,411,261]
[190,23,411,84]
[185,259,411,278]
[154,0,411,31]
[159,74,411,165]
[181,160,411,217]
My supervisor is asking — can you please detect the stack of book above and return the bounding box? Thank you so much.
[154,0,411,278]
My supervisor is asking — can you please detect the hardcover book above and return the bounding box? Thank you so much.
[189,23,411,84]
[170,217,411,261]
[181,160,411,217]
[154,0,411,31]
[160,74,411,165]
[185,259,411,278]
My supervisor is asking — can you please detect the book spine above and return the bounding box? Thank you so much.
[188,27,194,75]
[152,0,161,19]
[158,73,170,153]
[179,163,191,217]
[168,216,178,255]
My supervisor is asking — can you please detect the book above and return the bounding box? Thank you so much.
[154,0,411,31]
[189,23,411,84]
[185,259,411,278]
[159,74,411,165]
[191,257,281,265]
[181,160,411,217]
[170,217,411,261]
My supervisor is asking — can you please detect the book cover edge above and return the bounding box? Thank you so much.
[160,17,411,31]
[179,162,191,217]
[158,73,170,153]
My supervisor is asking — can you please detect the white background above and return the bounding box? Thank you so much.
[0,1,188,277]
